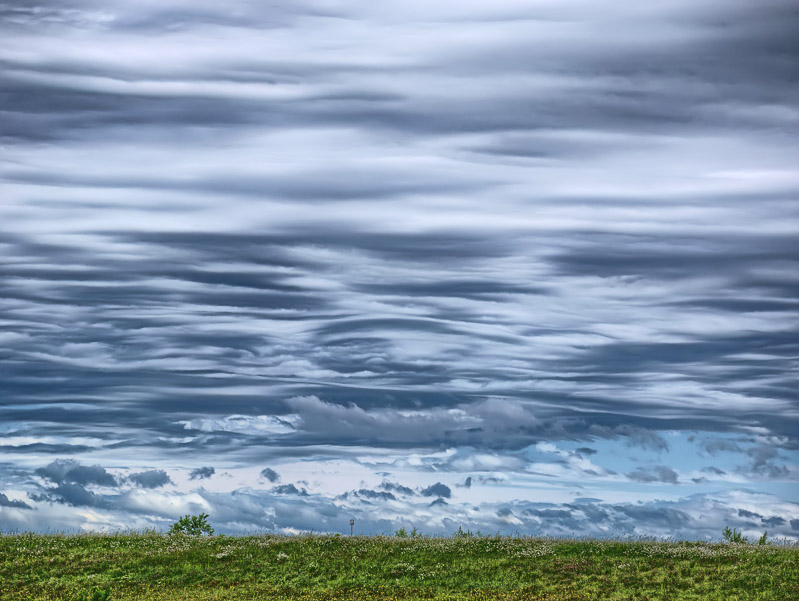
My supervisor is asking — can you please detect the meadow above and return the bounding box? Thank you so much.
[1,531,797,601]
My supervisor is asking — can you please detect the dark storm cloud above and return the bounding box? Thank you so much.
[188,467,215,481]
[128,470,171,489]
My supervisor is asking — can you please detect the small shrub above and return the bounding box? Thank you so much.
[454,526,475,539]
[758,531,768,545]
[169,513,215,536]
[394,528,408,538]
[722,526,747,543]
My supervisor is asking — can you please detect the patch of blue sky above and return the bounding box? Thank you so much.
[554,432,746,476]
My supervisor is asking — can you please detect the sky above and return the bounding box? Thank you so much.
[1,0,798,540]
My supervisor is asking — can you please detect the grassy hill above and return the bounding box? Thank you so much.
[1,532,797,600]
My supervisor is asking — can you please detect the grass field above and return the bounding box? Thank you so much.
[1,532,797,600]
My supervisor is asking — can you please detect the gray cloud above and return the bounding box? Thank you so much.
[34,483,103,508]
[702,440,743,455]
[272,484,309,496]
[420,483,452,498]
[260,468,280,483]
[615,506,690,529]
[0,493,33,510]
[35,460,116,487]
[743,447,789,478]
[347,489,396,502]
[188,467,215,481]
[380,481,415,496]
[627,466,680,484]
[128,470,171,489]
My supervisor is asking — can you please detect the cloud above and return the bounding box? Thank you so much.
[189,467,215,481]
[37,483,103,508]
[347,489,396,502]
[525,509,573,520]
[272,484,309,496]
[128,470,171,489]
[379,481,415,496]
[742,446,790,478]
[0,492,33,510]
[35,459,116,487]
[615,506,690,529]
[179,415,297,436]
[627,466,680,484]
[701,439,744,455]
[5,469,799,541]
[260,468,280,483]
[420,483,452,498]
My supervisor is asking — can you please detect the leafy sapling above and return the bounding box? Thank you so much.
[169,513,215,536]
[722,526,748,543]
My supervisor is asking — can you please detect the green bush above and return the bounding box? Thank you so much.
[454,526,475,538]
[722,526,747,543]
[168,513,215,536]
[394,526,422,538]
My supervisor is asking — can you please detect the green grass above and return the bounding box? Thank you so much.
[1,532,797,600]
